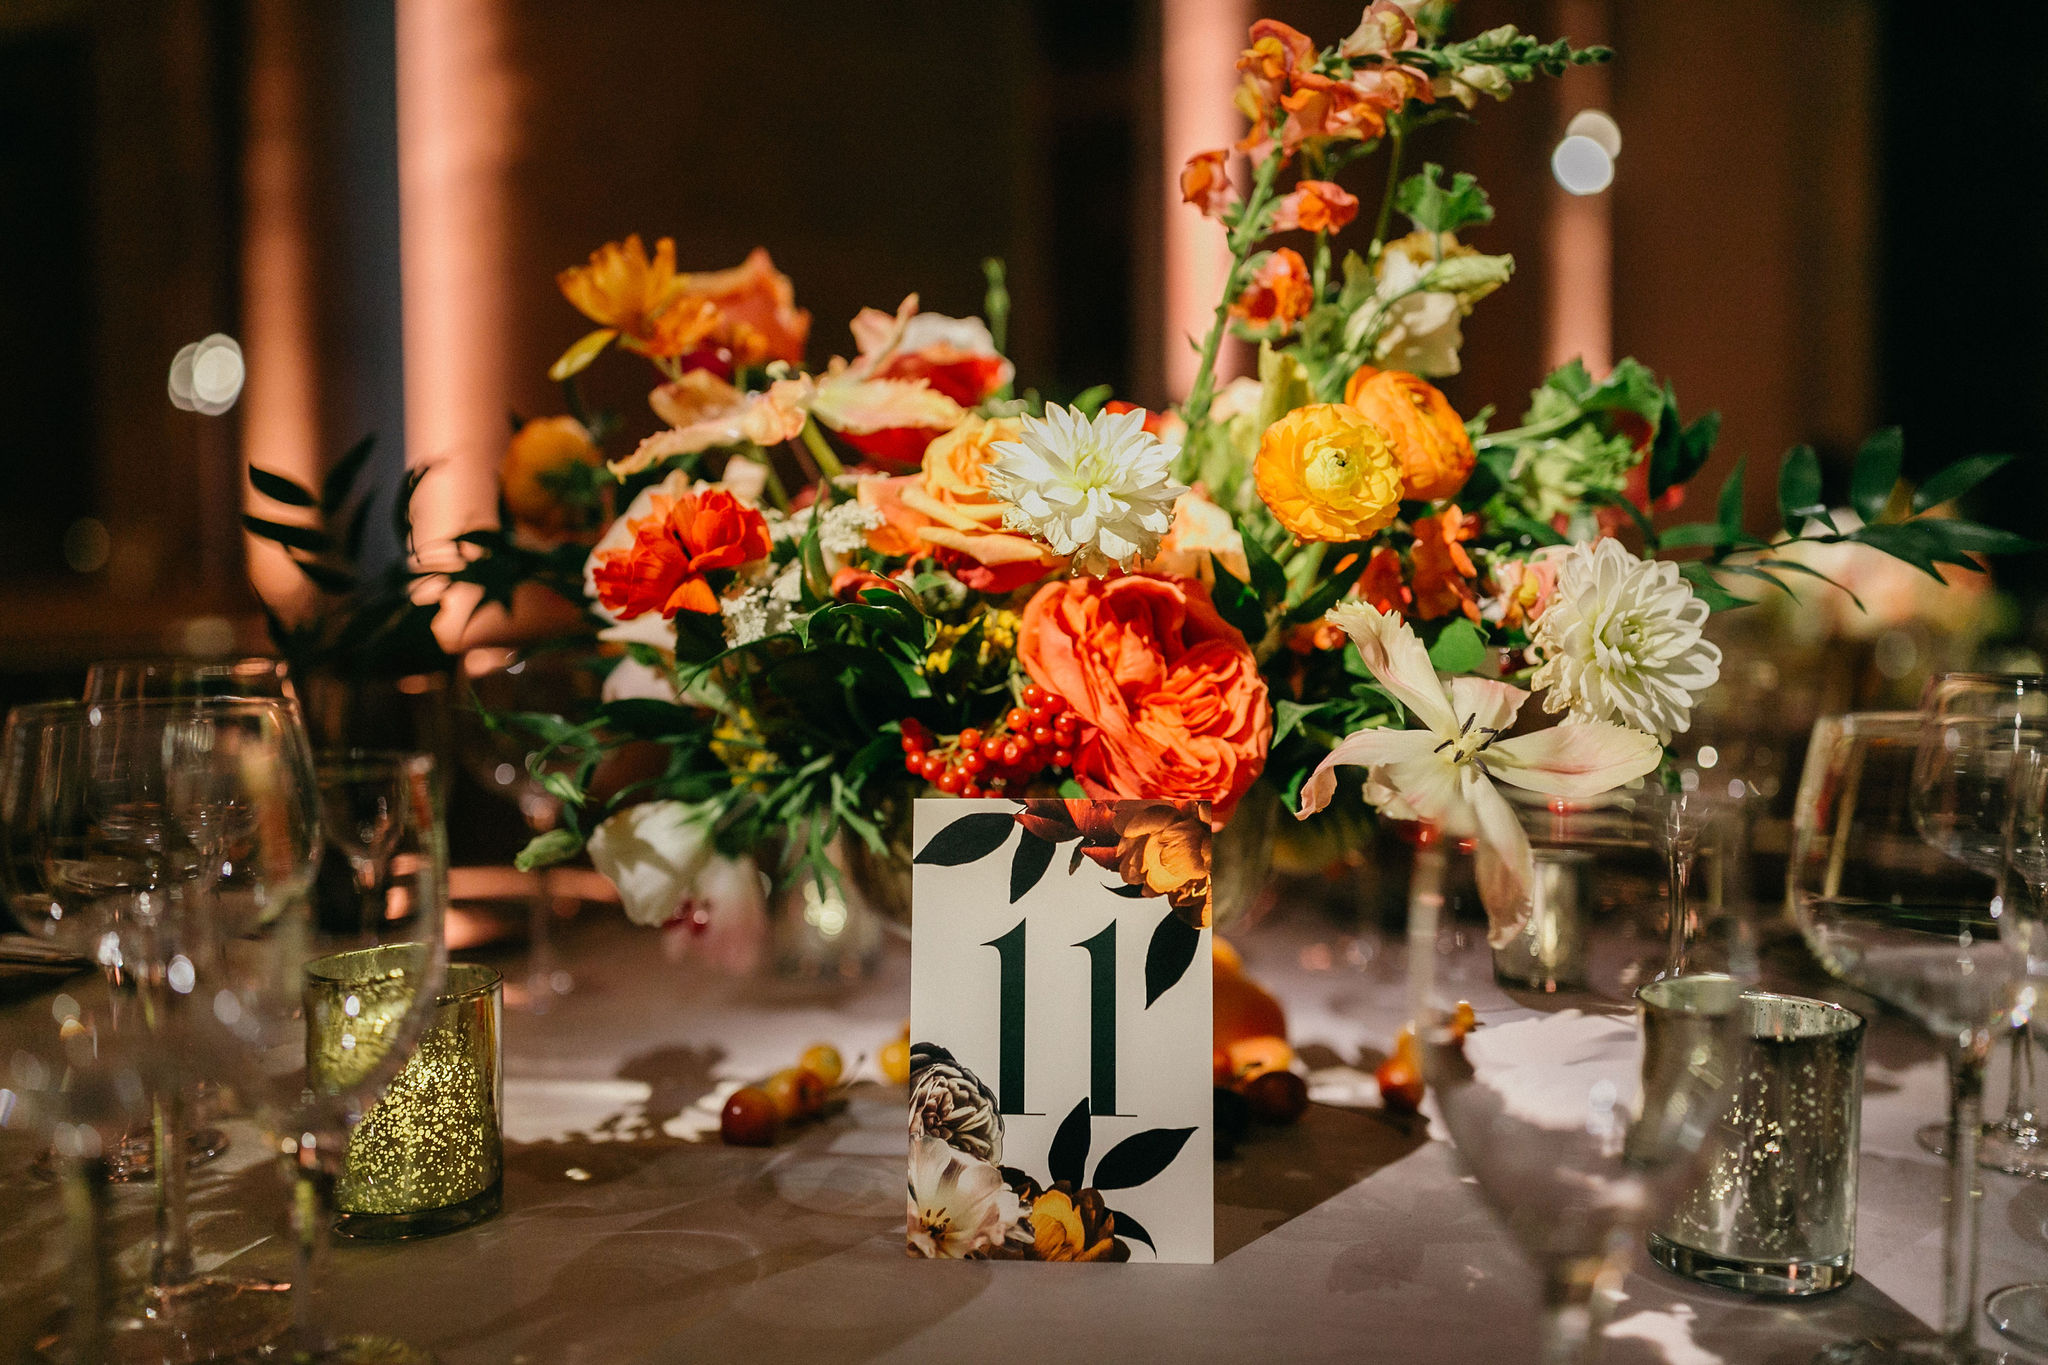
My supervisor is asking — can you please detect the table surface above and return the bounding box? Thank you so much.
[5,887,2048,1365]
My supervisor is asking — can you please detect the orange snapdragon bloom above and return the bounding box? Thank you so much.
[1234,20,1316,154]
[1343,365,1476,501]
[1358,545,1411,616]
[1410,505,1481,623]
[589,486,770,620]
[1180,149,1236,218]
[1232,248,1314,332]
[1271,180,1360,234]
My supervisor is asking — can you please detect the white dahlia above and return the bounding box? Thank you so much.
[986,405,1186,572]
[1528,538,1722,743]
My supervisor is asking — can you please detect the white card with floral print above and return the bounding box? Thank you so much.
[908,797,1213,1263]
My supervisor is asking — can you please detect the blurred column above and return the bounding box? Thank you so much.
[1544,0,1612,376]
[396,0,516,578]
[1156,0,1248,403]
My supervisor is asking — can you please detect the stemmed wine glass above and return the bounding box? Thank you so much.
[1637,786,1733,980]
[457,646,598,1011]
[1406,830,1748,1364]
[1910,674,2048,1176]
[1792,710,2027,1364]
[0,698,310,1361]
[317,751,415,932]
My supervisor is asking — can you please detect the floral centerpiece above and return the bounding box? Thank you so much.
[453,2,2023,951]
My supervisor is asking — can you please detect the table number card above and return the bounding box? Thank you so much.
[908,797,1213,1264]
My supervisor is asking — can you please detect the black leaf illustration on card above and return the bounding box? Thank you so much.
[1047,1096,1091,1189]
[1009,831,1057,902]
[913,811,1017,866]
[1108,1206,1155,1252]
[1144,909,1202,1007]
[1104,883,1149,898]
[1090,1126,1195,1190]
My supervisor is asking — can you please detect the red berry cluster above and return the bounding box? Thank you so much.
[899,685,1081,797]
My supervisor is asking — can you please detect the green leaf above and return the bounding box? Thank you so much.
[539,771,586,808]
[1209,563,1267,646]
[1678,561,1750,612]
[1776,445,1824,534]
[1069,384,1114,416]
[1395,162,1494,235]
[1273,699,1322,748]
[241,514,330,556]
[249,465,318,508]
[1256,343,1314,436]
[1426,618,1487,673]
[514,828,583,872]
[1057,778,1088,799]
[1715,456,1747,537]
[1913,453,2013,512]
[1655,521,1735,550]
[321,435,378,516]
[1754,558,1866,612]
[1647,387,1719,501]
[1240,523,1288,603]
[548,327,617,382]
[1849,427,1903,523]
[1914,520,2039,556]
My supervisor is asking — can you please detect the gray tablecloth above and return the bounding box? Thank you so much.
[4,897,2046,1363]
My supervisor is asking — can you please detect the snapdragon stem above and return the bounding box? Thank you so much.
[1182,151,1285,430]
[799,419,845,481]
[1370,118,1407,255]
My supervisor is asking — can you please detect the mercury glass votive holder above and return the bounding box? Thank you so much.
[1647,989,1864,1296]
[1491,847,1591,992]
[307,955,504,1240]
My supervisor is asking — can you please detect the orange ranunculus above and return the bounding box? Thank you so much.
[1144,488,1249,589]
[855,415,1062,592]
[1019,574,1270,824]
[589,486,770,620]
[1271,179,1360,235]
[1343,365,1476,501]
[1231,248,1314,333]
[1180,149,1236,218]
[1358,545,1411,616]
[502,416,603,537]
[1411,504,1481,623]
[1253,403,1403,543]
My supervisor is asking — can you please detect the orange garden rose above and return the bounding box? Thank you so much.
[1254,403,1403,543]
[1410,504,1481,622]
[1180,150,1235,218]
[590,486,770,620]
[1019,574,1270,823]
[1272,180,1360,234]
[502,416,603,536]
[1343,365,1476,501]
[858,415,1063,593]
[1232,248,1314,332]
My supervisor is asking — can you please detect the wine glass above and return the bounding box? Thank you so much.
[1406,829,1748,1364]
[83,656,294,707]
[317,751,417,933]
[1910,674,2048,1176]
[1792,710,2025,1364]
[0,698,314,1361]
[169,728,450,1361]
[1637,786,1745,981]
[456,646,598,1011]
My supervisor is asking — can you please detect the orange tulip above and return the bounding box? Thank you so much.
[1253,403,1403,543]
[1343,365,1476,501]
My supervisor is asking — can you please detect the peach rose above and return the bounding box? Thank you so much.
[1019,574,1270,823]
[1253,403,1403,543]
[1232,248,1314,333]
[857,415,1063,593]
[835,296,1011,470]
[1343,365,1476,501]
[1144,488,1249,589]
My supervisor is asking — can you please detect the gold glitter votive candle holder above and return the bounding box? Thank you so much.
[1647,989,1864,1295]
[309,957,504,1240]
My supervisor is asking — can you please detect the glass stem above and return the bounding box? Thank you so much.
[1664,845,1694,977]
[528,870,555,1006]
[2002,1018,2036,1130]
[148,1072,195,1294]
[60,1154,112,1362]
[1537,1255,1611,1365]
[1941,1037,1990,1350]
[286,1135,338,1355]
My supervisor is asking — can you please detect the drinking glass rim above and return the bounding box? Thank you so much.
[8,695,303,726]
[304,942,479,1002]
[315,748,437,773]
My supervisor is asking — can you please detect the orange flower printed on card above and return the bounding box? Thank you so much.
[1271,180,1360,234]
[1180,149,1236,218]
[589,486,770,620]
[1410,505,1481,623]
[1231,248,1314,333]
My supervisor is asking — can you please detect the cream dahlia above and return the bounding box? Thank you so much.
[987,405,1186,572]
[1528,538,1723,743]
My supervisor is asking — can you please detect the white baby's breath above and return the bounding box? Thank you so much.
[1528,538,1723,743]
[986,405,1185,572]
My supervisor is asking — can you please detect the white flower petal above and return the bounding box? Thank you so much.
[1296,727,1438,816]
[1484,721,1664,799]
[1324,603,1459,736]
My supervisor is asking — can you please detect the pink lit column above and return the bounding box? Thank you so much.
[1545,0,1613,376]
[1160,0,1248,402]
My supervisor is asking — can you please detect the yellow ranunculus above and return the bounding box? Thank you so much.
[1252,403,1403,543]
[502,416,603,536]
